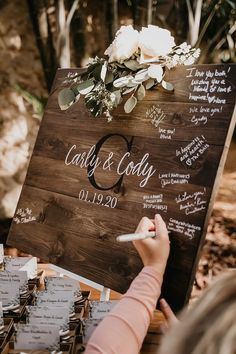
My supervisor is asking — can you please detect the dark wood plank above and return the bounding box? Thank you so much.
[7,64,236,312]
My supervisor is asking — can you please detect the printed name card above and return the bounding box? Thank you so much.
[0,244,3,265]
[0,283,20,307]
[83,319,102,344]
[0,302,3,328]
[14,324,60,350]
[4,256,37,279]
[36,290,74,312]
[0,271,28,295]
[90,300,118,319]
[46,276,80,292]
[27,305,70,331]
[7,64,236,312]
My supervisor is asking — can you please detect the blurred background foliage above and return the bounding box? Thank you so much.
[26,0,236,91]
[0,0,235,296]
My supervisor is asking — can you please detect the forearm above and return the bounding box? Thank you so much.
[85,266,163,354]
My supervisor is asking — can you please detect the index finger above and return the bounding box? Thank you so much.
[154,214,169,241]
[160,298,178,326]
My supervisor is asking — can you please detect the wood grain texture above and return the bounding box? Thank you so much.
[7,64,236,312]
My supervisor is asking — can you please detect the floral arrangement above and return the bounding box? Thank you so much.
[58,25,200,121]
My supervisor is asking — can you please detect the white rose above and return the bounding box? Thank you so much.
[148,64,163,82]
[104,25,139,63]
[139,25,175,63]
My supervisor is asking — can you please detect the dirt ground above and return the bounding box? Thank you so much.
[191,139,236,302]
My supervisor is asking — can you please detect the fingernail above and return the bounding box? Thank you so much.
[160,298,167,307]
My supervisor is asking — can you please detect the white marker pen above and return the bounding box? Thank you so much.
[116,231,157,242]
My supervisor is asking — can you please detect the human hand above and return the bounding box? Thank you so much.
[159,298,179,332]
[133,214,170,276]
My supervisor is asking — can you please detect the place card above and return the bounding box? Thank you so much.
[0,301,3,329]
[0,283,20,308]
[0,271,28,295]
[4,256,37,279]
[90,301,118,319]
[27,305,70,332]
[83,319,103,344]
[0,244,3,265]
[36,290,74,312]
[14,324,60,350]
[46,276,80,292]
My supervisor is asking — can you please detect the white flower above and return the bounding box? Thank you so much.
[148,64,163,82]
[139,25,175,63]
[104,25,139,63]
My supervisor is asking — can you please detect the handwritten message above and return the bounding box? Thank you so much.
[146,105,166,127]
[190,105,223,126]
[168,218,201,240]
[175,189,207,215]
[187,66,232,104]
[176,135,209,167]
[159,173,190,189]
[143,194,167,212]
[159,127,176,140]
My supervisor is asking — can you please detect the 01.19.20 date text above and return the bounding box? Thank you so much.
[78,189,118,208]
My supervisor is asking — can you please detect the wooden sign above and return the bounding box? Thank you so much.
[7,64,236,312]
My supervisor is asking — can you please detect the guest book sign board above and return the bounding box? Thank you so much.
[7,64,236,312]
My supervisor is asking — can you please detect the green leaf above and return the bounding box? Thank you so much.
[134,69,149,83]
[113,76,130,88]
[111,90,121,106]
[92,64,103,80]
[123,86,136,95]
[124,95,137,113]
[77,79,95,95]
[85,95,102,117]
[126,79,139,87]
[105,71,114,84]
[58,88,75,110]
[101,62,108,82]
[137,84,146,101]
[124,60,143,71]
[146,78,155,90]
[161,80,174,91]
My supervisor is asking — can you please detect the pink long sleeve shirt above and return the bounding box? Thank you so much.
[85,266,163,354]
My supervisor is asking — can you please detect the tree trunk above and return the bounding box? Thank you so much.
[27,0,58,91]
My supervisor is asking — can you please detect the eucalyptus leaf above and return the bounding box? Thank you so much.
[134,69,149,83]
[105,71,114,84]
[113,76,130,88]
[77,79,95,95]
[146,78,156,90]
[124,60,142,71]
[126,79,139,87]
[58,88,75,110]
[123,86,136,95]
[124,95,137,113]
[92,64,103,80]
[137,84,146,101]
[101,62,108,82]
[111,90,121,106]
[161,80,174,91]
